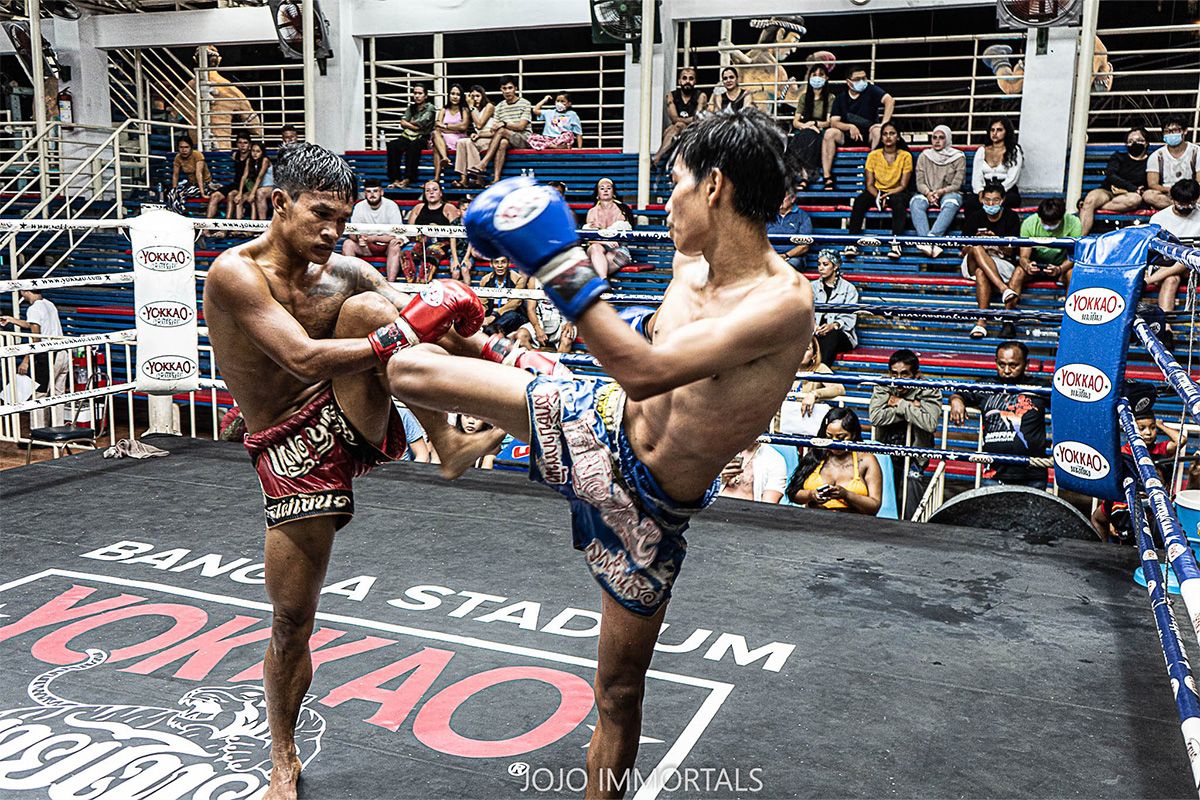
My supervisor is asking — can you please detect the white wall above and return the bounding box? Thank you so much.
[1017,27,1077,193]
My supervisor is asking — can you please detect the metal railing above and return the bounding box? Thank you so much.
[680,26,1027,143]
[1087,23,1200,143]
[108,47,195,125]
[365,36,627,150]
[195,62,305,151]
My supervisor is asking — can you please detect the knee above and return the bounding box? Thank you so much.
[336,291,396,336]
[341,240,356,257]
[594,674,645,724]
[498,139,510,152]
[385,344,443,394]
[270,605,317,652]
[1163,275,1181,291]
[822,128,838,142]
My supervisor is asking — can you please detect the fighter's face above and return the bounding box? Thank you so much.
[664,161,711,257]
[277,190,352,265]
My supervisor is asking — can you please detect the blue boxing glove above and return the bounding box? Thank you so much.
[618,305,656,342]
[465,176,609,322]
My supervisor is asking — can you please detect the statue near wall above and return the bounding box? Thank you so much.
[718,17,808,114]
[173,46,262,151]
[981,36,1113,95]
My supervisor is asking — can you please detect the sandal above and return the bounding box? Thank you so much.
[888,243,903,259]
[1001,288,1019,307]
[796,179,809,192]
[969,323,987,339]
[823,176,835,190]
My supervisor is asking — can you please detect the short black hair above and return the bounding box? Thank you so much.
[1127,125,1150,141]
[672,107,787,225]
[176,134,194,148]
[499,74,518,88]
[1037,196,1066,222]
[980,179,1005,199]
[889,348,920,373]
[997,340,1028,360]
[1163,117,1187,132]
[281,124,297,135]
[411,82,428,94]
[235,131,251,144]
[363,177,382,189]
[1172,179,1200,204]
[844,63,868,78]
[273,142,356,204]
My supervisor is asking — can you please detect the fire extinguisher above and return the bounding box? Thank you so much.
[70,347,107,430]
[71,347,89,393]
[57,88,73,127]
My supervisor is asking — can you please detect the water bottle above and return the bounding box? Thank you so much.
[529,168,536,181]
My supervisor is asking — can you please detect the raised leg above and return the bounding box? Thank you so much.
[1143,189,1173,210]
[1078,188,1109,236]
[494,137,511,183]
[585,591,666,799]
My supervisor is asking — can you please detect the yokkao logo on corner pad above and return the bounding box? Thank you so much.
[494,186,551,232]
[1053,441,1111,480]
[1053,363,1112,403]
[134,245,192,272]
[137,301,194,328]
[1064,287,1125,325]
[142,355,197,381]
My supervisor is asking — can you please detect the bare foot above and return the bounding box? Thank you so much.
[438,427,507,479]
[264,751,302,800]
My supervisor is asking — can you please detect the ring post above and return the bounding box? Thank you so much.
[1052,225,1161,500]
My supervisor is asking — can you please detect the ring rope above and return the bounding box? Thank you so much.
[794,371,1053,397]
[1133,318,1200,422]
[0,329,136,359]
[1121,472,1200,794]
[763,431,1052,468]
[0,273,135,292]
[0,381,135,417]
[1150,239,1200,272]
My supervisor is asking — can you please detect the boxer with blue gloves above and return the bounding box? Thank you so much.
[381,108,813,790]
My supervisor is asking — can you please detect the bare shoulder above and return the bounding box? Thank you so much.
[206,244,267,302]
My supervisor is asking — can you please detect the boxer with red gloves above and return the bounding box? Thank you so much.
[383,110,814,791]
[203,143,502,800]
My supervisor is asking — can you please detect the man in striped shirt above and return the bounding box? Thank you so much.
[479,75,533,185]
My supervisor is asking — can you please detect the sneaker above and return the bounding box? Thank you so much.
[1000,321,1017,339]
[842,245,859,258]
[888,243,903,259]
[916,244,934,257]
[931,245,944,259]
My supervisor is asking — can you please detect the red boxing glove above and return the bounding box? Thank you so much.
[481,334,571,376]
[368,280,485,362]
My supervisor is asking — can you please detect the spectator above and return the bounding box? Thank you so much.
[279,125,299,146]
[171,134,211,191]
[719,442,789,504]
[960,179,1021,339]
[843,121,913,259]
[709,66,755,113]
[342,178,406,282]
[405,180,461,283]
[478,75,533,185]
[810,248,858,365]
[516,275,577,355]
[547,181,568,197]
[949,341,1048,489]
[233,141,269,221]
[1007,197,1081,329]
[1078,125,1151,235]
[431,83,469,184]
[910,125,967,252]
[455,85,498,188]
[455,414,500,469]
[784,62,835,190]
[964,117,1023,217]
[1144,119,1200,210]
[583,177,635,278]
[395,403,432,462]
[0,288,68,424]
[386,83,435,189]
[449,195,475,285]
[766,186,813,269]
[527,93,582,151]
[793,334,846,419]
[821,64,894,190]
[205,131,251,235]
[786,407,883,514]
[1145,179,1200,318]
[1092,393,1179,543]
[254,126,299,220]
[478,255,528,336]
[868,348,941,518]
[653,67,708,167]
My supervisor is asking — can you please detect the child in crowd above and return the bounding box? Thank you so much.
[527,93,582,150]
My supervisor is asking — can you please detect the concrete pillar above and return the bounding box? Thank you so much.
[311,0,364,153]
[1016,27,1078,194]
[621,8,675,157]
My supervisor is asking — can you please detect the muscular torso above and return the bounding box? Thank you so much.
[203,244,388,434]
[624,255,811,501]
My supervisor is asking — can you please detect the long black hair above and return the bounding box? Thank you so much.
[786,407,864,500]
[799,63,829,123]
[983,116,1022,169]
[444,83,466,114]
[874,120,909,152]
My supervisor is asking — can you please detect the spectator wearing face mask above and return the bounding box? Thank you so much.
[1078,125,1151,235]
[821,64,894,190]
[526,93,582,151]
[785,63,835,190]
[960,179,1021,339]
[1144,119,1200,211]
[1145,179,1200,318]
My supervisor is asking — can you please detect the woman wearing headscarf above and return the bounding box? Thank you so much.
[910,125,967,257]
[810,248,859,365]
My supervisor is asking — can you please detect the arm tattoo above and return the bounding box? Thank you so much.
[346,259,410,308]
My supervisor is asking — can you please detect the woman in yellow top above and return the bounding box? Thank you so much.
[843,121,914,260]
[787,407,883,514]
